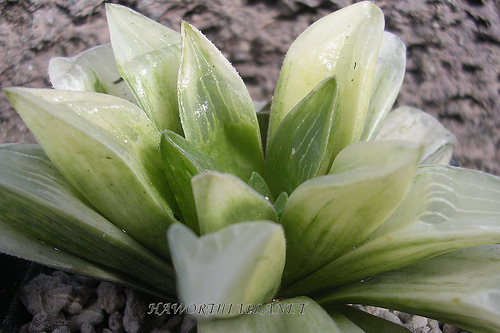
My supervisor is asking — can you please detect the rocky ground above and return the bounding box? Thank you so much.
[1,0,499,174]
[18,271,469,333]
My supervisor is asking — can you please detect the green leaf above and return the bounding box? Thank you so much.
[320,245,500,333]
[0,217,174,299]
[198,297,365,333]
[285,165,500,295]
[178,22,264,181]
[266,76,339,197]
[0,144,176,297]
[167,222,285,319]
[333,306,411,333]
[160,130,223,234]
[360,32,406,141]
[4,88,177,259]
[48,44,136,104]
[106,4,183,133]
[375,106,456,164]
[280,141,421,289]
[248,172,274,202]
[273,191,289,220]
[192,172,277,235]
[268,1,384,157]
[256,109,270,155]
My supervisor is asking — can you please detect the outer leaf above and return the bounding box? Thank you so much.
[375,106,457,164]
[0,217,174,299]
[360,32,406,141]
[280,141,421,288]
[284,165,500,295]
[198,297,364,332]
[266,76,339,197]
[0,144,175,297]
[106,4,183,133]
[192,172,278,235]
[4,88,177,259]
[333,306,411,333]
[268,1,384,157]
[48,44,136,104]
[320,245,500,333]
[160,130,223,234]
[167,222,286,319]
[178,22,264,181]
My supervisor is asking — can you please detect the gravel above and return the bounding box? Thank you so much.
[19,271,470,333]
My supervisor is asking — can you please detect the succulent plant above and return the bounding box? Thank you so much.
[2,2,500,332]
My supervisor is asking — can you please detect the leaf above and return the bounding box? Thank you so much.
[268,1,384,157]
[247,172,274,202]
[266,76,339,197]
[256,109,270,154]
[4,88,177,259]
[333,306,411,333]
[320,245,500,333]
[284,165,500,296]
[375,106,457,165]
[48,44,137,104]
[178,22,264,181]
[273,191,289,220]
[0,217,174,299]
[360,32,406,141]
[280,141,421,289]
[0,144,175,297]
[167,222,286,319]
[198,297,365,333]
[106,4,183,133]
[192,172,277,235]
[160,130,224,234]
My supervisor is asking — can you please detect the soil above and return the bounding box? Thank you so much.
[0,0,500,175]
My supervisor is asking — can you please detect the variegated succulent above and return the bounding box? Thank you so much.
[2,2,500,332]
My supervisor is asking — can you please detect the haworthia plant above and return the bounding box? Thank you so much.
[2,1,500,332]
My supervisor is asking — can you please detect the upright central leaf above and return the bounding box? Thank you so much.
[268,1,384,158]
[266,76,339,197]
[178,22,265,181]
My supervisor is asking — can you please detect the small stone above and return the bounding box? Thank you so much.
[409,315,431,330]
[429,320,441,329]
[443,324,463,333]
[81,322,97,333]
[21,274,73,316]
[68,299,104,331]
[28,312,67,333]
[52,326,71,333]
[394,310,413,323]
[108,311,124,333]
[123,289,147,333]
[379,309,403,325]
[97,282,126,314]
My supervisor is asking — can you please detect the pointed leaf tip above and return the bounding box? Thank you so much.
[178,21,264,181]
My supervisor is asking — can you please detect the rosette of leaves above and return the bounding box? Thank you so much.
[2,2,500,332]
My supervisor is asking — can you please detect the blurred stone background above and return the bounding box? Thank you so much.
[1,0,499,175]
